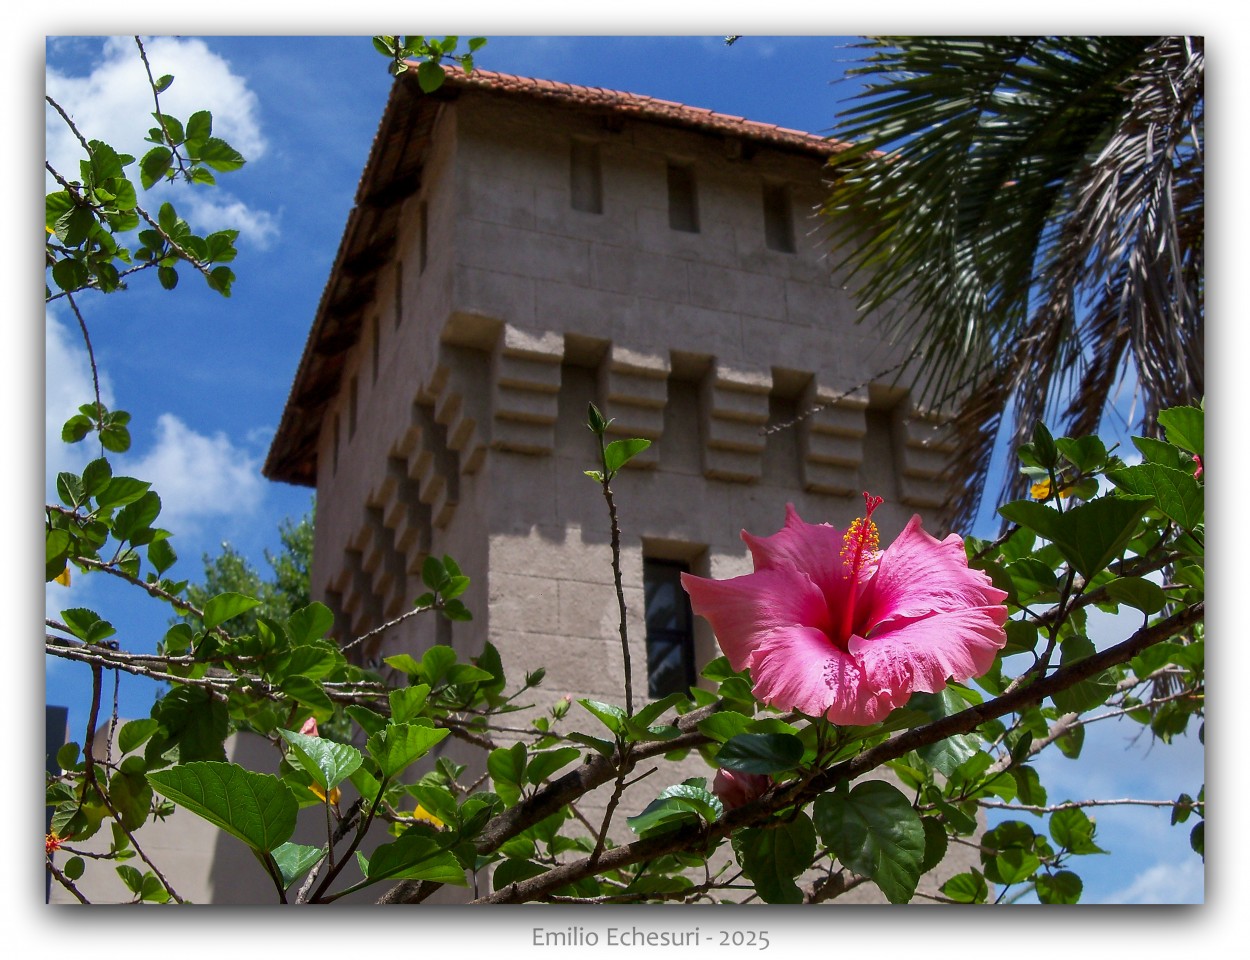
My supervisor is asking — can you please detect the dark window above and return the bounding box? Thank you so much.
[667,163,699,233]
[644,558,696,698]
[570,139,603,213]
[763,182,795,253]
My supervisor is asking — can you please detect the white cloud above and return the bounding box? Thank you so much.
[128,413,264,531]
[46,37,274,244]
[1104,857,1204,904]
[45,310,115,489]
[181,193,280,250]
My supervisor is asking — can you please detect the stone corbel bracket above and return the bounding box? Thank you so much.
[700,361,772,483]
[597,344,669,469]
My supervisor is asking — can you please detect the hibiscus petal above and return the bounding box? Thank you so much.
[864,515,1008,625]
[850,605,1008,695]
[681,568,832,672]
[741,504,858,615]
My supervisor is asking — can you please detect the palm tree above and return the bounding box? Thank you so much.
[823,36,1203,528]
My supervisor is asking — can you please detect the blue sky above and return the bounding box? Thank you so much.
[38,31,1215,918]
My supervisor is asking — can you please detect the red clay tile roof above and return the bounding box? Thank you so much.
[437,65,851,158]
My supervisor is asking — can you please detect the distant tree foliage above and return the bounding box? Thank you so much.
[182,502,313,636]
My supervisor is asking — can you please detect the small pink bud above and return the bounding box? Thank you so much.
[712,768,771,810]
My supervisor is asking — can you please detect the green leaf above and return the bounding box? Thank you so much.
[367,723,450,779]
[999,496,1148,580]
[277,729,363,792]
[1036,869,1083,903]
[1048,807,1106,855]
[383,653,423,677]
[1157,406,1203,457]
[493,858,548,891]
[287,603,334,645]
[112,491,163,544]
[279,676,334,718]
[118,719,159,755]
[525,747,581,785]
[139,146,173,189]
[627,782,724,838]
[197,137,246,172]
[147,537,177,576]
[716,732,805,775]
[919,816,948,874]
[365,834,467,885]
[201,592,262,630]
[1104,576,1167,615]
[416,60,447,93]
[388,684,431,723]
[271,842,325,889]
[1106,462,1204,531]
[95,476,151,509]
[421,644,457,685]
[604,438,652,474]
[59,607,116,645]
[577,699,627,736]
[487,742,527,804]
[696,711,754,743]
[814,780,925,903]
[64,856,85,881]
[1052,637,1116,714]
[909,689,979,775]
[940,870,988,903]
[732,813,817,904]
[147,762,297,852]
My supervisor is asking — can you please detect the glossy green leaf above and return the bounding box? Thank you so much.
[814,780,925,903]
[271,842,325,889]
[525,747,581,785]
[1106,462,1204,531]
[367,723,450,779]
[147,762,297,852]
[365,834,466,885]
[1157,405,1203,457]
[201,592,261,630]
[732,813,816,904]
[388,684,430,723]
[577,699,627,736]
[941,870,988,903]
[716,732,804,775]
[278,729,363,792]
[1000,496,1148,580]
[604,438,651,474]
[1104,576,1167,615]
[287,603,334,645]
[487,742,527,805]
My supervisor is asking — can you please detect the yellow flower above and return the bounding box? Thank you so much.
[411,805,445,829]
[309,783,341,806]
[54,565,71,586]
[1031,478,1074,500]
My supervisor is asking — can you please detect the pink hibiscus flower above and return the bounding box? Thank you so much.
[681,495,1008,726]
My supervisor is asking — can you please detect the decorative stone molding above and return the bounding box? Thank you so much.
[895,405,957,509]
[798,378,869,495]
[699,361,772,482]
[491,325,564,454]
[597,344,669,468]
